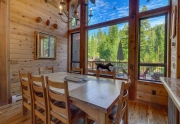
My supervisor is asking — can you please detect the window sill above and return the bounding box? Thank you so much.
[138,79,164,85]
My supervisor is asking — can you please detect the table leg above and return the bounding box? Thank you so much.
[72,100,108,124]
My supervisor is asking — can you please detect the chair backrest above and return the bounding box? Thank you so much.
[115,77,131,124]
[86,70,100,77]
[142,67,150,77]
[72,68,83,74]
[29,74,47,122]
[19,72,32,111]
[46,77,71,124]
[99,71,116,79]
[38,67,54,75]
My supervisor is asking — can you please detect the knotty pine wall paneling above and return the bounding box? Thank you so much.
[137,82,168,107]
[10,0,68,96]
[171,0,180,78]
[0,0,9,105]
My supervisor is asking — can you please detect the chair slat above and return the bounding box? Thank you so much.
[49,90,65,102]
[34,95,44,103]
[23,94,30,100]
[22,89,30,96]
[34,101,45,110]
[48,80,66,89]
[72,68,83,74]
[31,76,44,82]
[35,109,46,121]
[21,81,29,87]
[86,70,100,77]
[122,91,129,103]
[100,71,116,79]
[50,102,67,115]
[33,84,44,93]
[50,111,67,123]
[38,67,54,75]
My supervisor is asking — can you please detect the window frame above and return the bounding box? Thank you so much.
[138,0,170,13]
[71,32,81,69]
[138,13,168,82]
[87,22,129,79]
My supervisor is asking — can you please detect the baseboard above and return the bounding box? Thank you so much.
[130,99,168,111]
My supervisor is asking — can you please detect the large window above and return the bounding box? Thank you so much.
[138,15,167,81]
[88,0,129,25]
[88,23,129,78]
[139,0,169,12]
[71,32,80,68]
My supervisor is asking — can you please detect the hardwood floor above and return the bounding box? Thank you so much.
[0,101,168,124]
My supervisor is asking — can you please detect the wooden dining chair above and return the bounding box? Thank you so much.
[72,67,83,74]
[29,74,47,124]
[108,76,131,124]
[38,67,54,75]
[46,77,85,124]
[86,69,100,77]
[99,70,116,80]
[19,72,33,123]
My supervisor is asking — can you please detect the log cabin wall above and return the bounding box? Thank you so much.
[9,0,68,97]
[136,82,168,107]
[171,0,179,78]
[0,0,9,105]
[135,3,171,107]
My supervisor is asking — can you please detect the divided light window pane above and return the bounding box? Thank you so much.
[88,0,129,26]
[139,15,166,63]
[88,23,129,79]
[139,0,169,12]
[139,15,167,81]
[71,33,80,68]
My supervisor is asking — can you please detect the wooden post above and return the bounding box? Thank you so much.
[128,0,138,100]
[80,0,86,74]
[0,0,9,105]
[176,0,180,78]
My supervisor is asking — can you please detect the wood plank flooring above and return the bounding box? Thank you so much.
[0,101,168,124]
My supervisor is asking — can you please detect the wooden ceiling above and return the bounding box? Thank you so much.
[49,0,60,8]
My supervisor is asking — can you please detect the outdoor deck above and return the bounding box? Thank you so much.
[87,61,165,81]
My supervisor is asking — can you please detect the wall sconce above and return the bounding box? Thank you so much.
[37,17,42,23]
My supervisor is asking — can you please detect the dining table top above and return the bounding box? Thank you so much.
[40,72,123,113]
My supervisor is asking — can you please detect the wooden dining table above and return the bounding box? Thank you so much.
[41,72,123,124]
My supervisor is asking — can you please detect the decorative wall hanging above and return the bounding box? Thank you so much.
[53,24,58,29]
[46,20,50,26]
[37,17,42,23]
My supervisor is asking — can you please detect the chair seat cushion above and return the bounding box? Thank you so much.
[108,105,118,123]
[53,102,84,119]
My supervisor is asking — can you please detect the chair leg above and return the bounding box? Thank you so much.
[22,105,27,115]
[22,100,27,115]
[33,105,36,124]
[84,114,88,124]
[124,107,128,124]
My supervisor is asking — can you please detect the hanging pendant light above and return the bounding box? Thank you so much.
[59,0,93,24]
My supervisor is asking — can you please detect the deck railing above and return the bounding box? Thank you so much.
[88,61,165,81]
[88,61,128,70]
